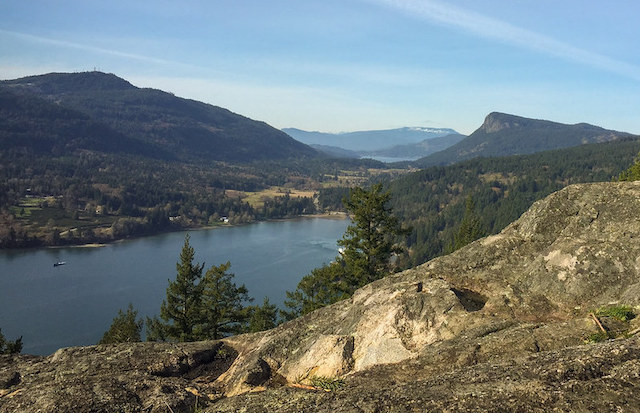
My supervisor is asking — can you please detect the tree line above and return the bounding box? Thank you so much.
[0,152,318,248]
[0,145,388,249]
[385,138,640,267]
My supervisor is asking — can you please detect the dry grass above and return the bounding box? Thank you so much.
[239,187,317,208]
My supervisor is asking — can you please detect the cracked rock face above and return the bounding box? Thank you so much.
[2,182,640,412]
[0,341,237,412]
[426,181,640,318]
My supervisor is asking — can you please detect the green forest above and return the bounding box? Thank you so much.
[4,71,637,260]
[387,138,640,267]
[315,138,640,267]
[0,143,389,248]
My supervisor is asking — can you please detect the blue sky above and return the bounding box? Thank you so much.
[1,0,639,135]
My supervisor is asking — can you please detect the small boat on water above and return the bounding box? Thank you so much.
[53,261,66,267]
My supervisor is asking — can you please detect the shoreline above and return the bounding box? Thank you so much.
[3,212,348,251]
[264,211,348,222]
[47,243,108,249]
[304,212,348,219]
[183,212,349,235]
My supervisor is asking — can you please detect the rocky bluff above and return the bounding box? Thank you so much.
[3,182,640,412]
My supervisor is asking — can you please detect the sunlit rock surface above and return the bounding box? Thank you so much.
[2,182,640,412]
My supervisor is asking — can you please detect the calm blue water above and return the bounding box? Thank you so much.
[0,217,349,355]
[361,155,419,163]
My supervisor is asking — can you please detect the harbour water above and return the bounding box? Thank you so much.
[0,217,349,355]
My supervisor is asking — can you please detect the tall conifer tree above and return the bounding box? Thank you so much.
[339,183,407,287]
[449,196,485,252]
[147,234,205,342]
[247,297,279,333]
[199,262,251,339]
[285,183,407,318]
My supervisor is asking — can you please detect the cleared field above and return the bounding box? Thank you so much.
[10,196,54,218]
[240,187,316,208]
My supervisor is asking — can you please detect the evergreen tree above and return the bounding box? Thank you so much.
[284,184,407,318]
[99,303,143,344]
[247,297,279,333]
[283,262,349,319]
[339,183,408,287]
[619,151,640,181]
[147,234,205,342]
[0,329,22,354]
[449,196,485,252]
[199,262,252,339]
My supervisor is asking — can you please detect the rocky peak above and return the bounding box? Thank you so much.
[2,71,136,95]
[480,112,528,133]
[2,182,640,412]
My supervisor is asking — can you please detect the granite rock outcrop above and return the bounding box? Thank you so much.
[2,182,640,412]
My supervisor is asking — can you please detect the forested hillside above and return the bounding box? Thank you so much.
[0,148,390,248]
[0,88,170,158]
[415,112,637,167]
[337,138,640,267]
[3,72,638,263]
[0,71,334,248]
[1,71,318,162]
[0,73,393,248]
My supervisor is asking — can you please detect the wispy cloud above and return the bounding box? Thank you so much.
[0,28,448,88]
[0,29,204,71]
[367,0,640,82]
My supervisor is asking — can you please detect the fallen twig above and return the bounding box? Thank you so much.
[164,400,176,413]
[590,313,607,334]
[0,388,23,399]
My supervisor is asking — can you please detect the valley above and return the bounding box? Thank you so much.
[3,70,640,412]
[2,72,639,261]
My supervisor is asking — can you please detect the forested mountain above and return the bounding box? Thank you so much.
[283,126,459,152]
[0,88,171,159]
[1,71,318,162]
[316,137,640,267]
[414,112,637,167]
[3,70,639,263]
[1,72,393,248]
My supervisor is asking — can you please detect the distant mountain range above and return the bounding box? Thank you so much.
[413,112,638,167]
[360,133,466,160]
[283,127,461,160]
[3,72,637,168]
[0,72,318,162]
